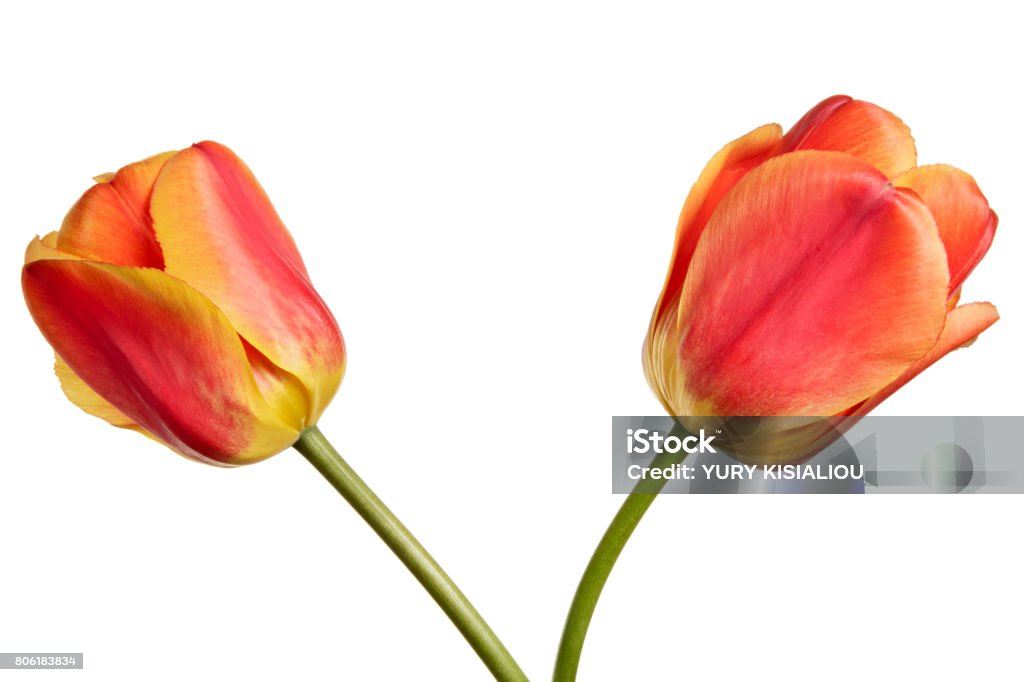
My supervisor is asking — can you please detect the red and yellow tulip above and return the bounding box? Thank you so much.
[23,142,345,465]
[644,95,998,418]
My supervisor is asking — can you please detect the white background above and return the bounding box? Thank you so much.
[1,1,1021,680]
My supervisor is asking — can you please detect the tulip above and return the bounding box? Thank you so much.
[22,143,529,680]
[22,141,346,465]
[556,97,1001,682]
[643,95,998,419]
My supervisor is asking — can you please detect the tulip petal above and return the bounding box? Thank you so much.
[848,302,999,416]
[241,338,311,432]
[149,141,344,422]
[649,95,918,333]
[780,95,917,179]
[894,165,997,295]
[25,232,79,264]
[22,260,301,464]
[54,356,139,430]
[650,124,783,329]
[659,151,949,416]
[56,151,173,267]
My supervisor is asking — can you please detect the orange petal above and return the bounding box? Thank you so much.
[22,260,301,465]
[649,124,782,332]
[150,141,344,423]
[25,231,79,264]
[780,95,917,179]
[56,151,174,267]
[894,165,997,295]
[651,151,949,416]
[848,302,999,416]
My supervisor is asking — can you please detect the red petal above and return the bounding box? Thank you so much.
[652,151,949,416]
[54,355,139,430]
[23,260,300,464]
[150,141,344,422]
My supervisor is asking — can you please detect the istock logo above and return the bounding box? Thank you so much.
[626,428,717,455]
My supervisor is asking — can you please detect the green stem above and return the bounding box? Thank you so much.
[293,425,528,682]
[552,423,689,682]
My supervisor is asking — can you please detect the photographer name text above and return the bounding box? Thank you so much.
[626,463,864,481]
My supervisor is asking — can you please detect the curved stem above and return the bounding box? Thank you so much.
[553,423,689,682]
[294,426,528,682]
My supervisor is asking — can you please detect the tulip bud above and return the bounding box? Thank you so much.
[645,96,998,435]
[23,142,345,466]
